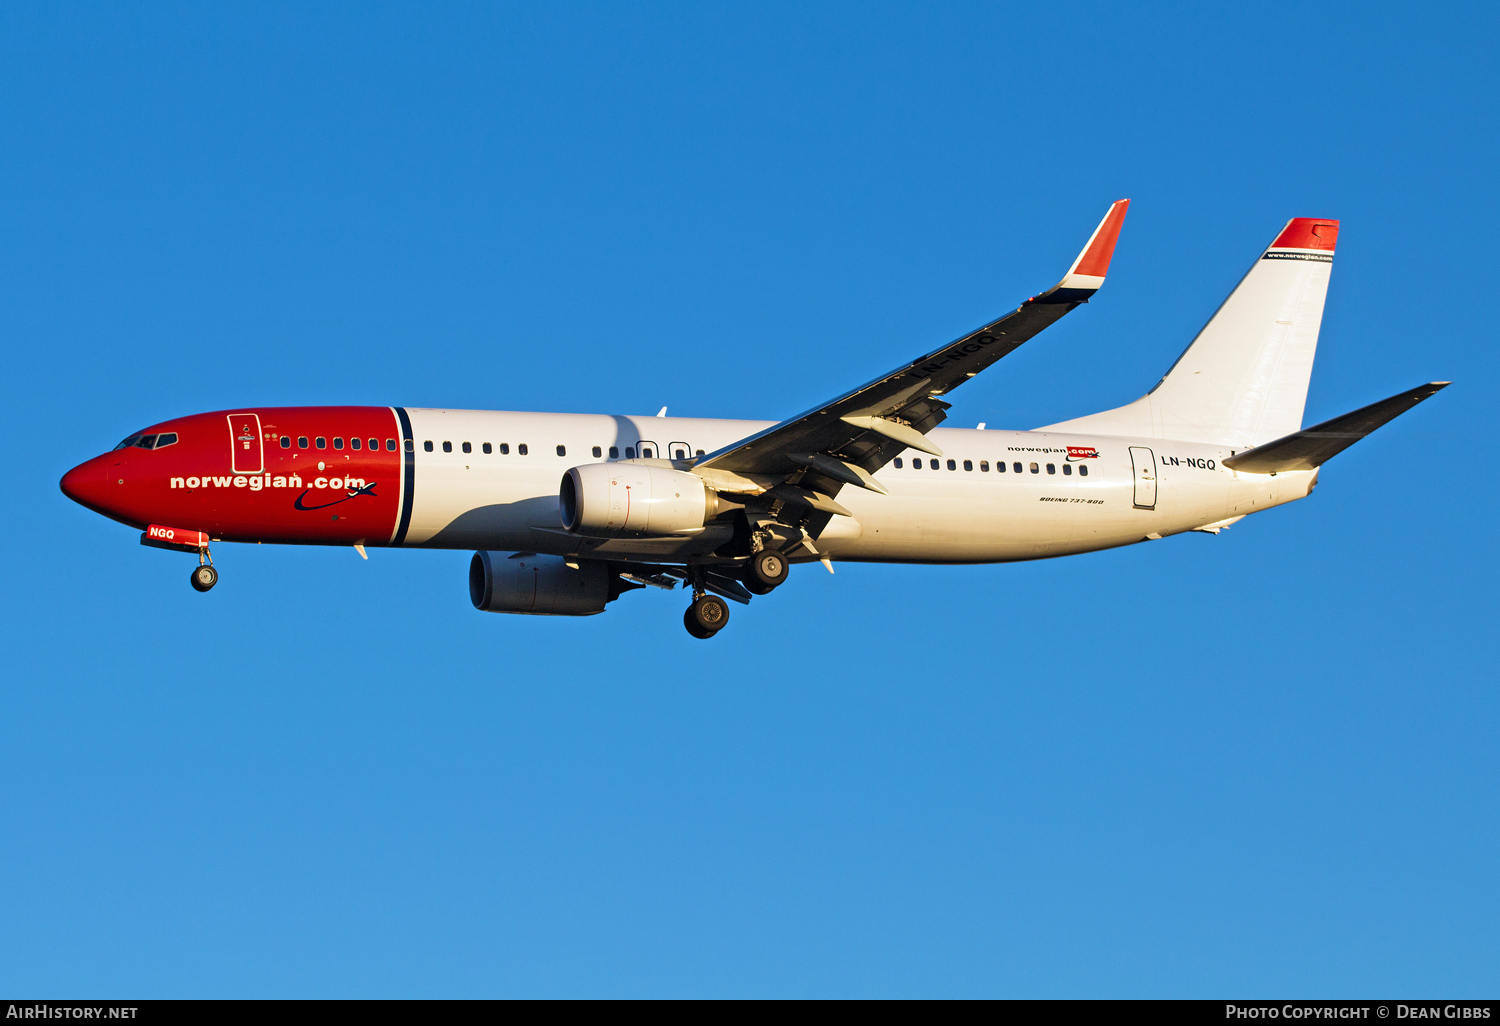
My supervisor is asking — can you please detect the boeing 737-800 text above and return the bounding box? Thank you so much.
[60,201,1447,637]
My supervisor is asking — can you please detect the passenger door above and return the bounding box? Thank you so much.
[1129,446,1157,510]
[228,414,264,475]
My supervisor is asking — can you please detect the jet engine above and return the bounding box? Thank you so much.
[469,551,610,616]
[559,463,724,537]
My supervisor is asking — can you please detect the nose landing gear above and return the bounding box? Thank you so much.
[190,563,219,592]
[140,525,219,592]
[189,542,218,592]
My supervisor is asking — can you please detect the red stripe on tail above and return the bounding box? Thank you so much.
[1271,218,1339,252]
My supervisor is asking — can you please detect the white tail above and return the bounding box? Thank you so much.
[1041,217,1339,448]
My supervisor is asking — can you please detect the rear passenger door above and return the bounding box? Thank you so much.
[1129,446,1157,510]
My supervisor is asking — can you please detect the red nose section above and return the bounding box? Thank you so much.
[60,456,113,516]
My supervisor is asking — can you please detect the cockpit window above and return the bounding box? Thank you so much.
[115,433,170,450]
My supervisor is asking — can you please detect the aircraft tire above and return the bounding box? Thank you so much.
[683,606,715,639]
[688,594,729,635]
[190,564,218,593]
[742,576,774,596]
[748,549,789,590]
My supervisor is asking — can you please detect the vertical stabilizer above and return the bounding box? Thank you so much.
[1040,218,1338,447]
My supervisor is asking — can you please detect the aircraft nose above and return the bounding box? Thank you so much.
[60,456,110,512]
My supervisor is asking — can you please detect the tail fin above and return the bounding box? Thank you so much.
[1041,217,1339,447]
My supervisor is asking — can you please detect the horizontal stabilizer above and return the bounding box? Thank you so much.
[1222,382,1449,474]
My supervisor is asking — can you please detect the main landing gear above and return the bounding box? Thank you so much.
[680,550,791,639]
[682,564,731,640]
[684,595,730,639]
[744,549,788,595]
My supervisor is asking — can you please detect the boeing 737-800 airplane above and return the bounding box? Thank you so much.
[60,201,1447,637]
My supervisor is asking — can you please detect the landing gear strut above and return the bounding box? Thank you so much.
[683,566,730,639]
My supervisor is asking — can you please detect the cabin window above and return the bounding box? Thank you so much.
[930,459,940,470]
[641,446,655,458]
[963,460,973,471]
[1029,462,1039,473]
[1013,462,1022,473]
[625,447,636,458]
[499,443,510,454]
[1046,464,1055,475]
[461,442,471,454]
[388,439,398,451]
[482,442,492,454]
[592,446,602,458]
[979,461,989,472]
[1062,464,1071,475]
[316,437,327,449]
[696,449,705,456]
[280,436,291,449]
[673,447,687,460]
[370,438,380,451]
[947,459,956,471]
[996,460,1005,472]
[557,445,566,457]
[894,458,903,468]
[423,441,433,452]
[350,438,361,450]
[442,441,452,453]
[299,436,310,449]
[1079,465,1089,477]
[333,437,344,450]
[518,444,529,455]
[911,458,920,469]
[404,439,413,452]
[609,446,619,458]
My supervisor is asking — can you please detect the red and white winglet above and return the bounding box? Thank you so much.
[1262,217,1339,262]
[1050,198,1130,298]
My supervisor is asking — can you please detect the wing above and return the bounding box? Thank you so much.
[1222,382,1450,474]
[694,199,1130,481]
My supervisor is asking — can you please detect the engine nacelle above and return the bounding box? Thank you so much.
[469,551,609,616]
[559,462,720,537]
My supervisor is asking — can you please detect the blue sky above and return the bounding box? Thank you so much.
[2,1,1496,997]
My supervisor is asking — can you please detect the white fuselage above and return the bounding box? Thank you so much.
[401,409,1314,563]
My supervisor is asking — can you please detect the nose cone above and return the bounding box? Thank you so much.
[60,456,112,514]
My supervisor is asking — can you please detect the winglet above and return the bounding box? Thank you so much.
[1048,199,1130,298]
